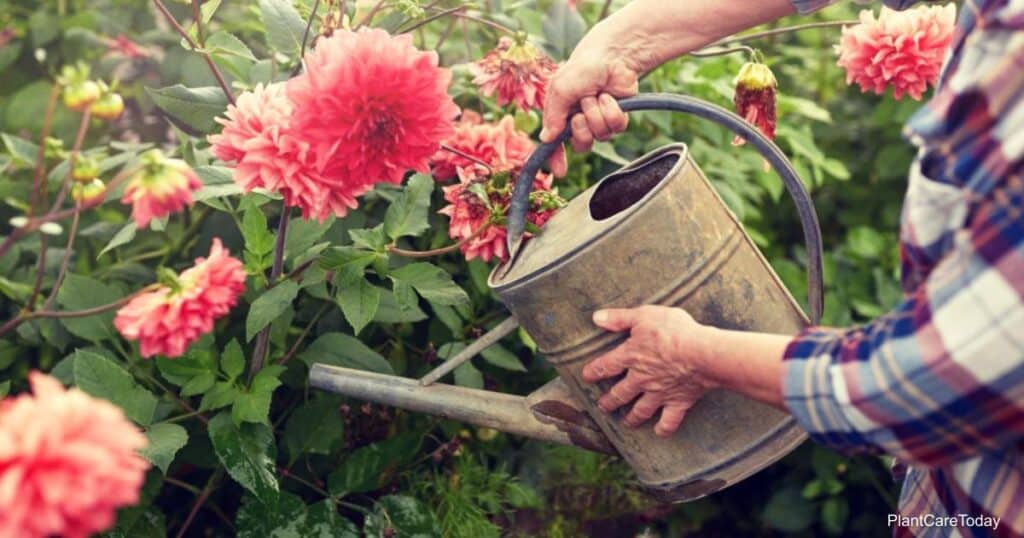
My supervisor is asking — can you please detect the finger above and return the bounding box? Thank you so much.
[570,113,594,153]
[598,93,629,134]
[581,345,631,383]
[605,63,640,97]
[592,308,641,332]
[581,96,611,142]
[623,392,662,428]
[598,374,641,413]
[655,402,690,438]
[547,144,567,177]
[541,75,586,143]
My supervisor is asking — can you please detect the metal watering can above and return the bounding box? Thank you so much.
[310,93,825,502]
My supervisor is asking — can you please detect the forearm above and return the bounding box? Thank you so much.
[586,0,798,73]
[694,327,792,410]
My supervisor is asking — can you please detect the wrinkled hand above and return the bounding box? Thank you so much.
[581,306,719,437]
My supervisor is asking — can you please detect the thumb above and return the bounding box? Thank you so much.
[593,308,639,332]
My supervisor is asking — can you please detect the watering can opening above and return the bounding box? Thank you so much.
[589,152,680,221]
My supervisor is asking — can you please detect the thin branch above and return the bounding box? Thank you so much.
[250,207,291,379]
[277,302,329,366]
[45,107,92,220]
[689,45,757,59]
[152,0,235,105]
[440,143,493,174]
[399,5,467,34]
[599,0,613,21]
[30,86,61,215]
[291,0,320,77]
[0,284,160,339]
[190,0,204,45]
[355,0,387,29]
[706,20,857,49]
[387,223,489,258]
[175,472,220,538]
[445,11,516,35]
[41,202,81,311]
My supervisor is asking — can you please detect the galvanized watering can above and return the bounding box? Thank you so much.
[310,93,825,502]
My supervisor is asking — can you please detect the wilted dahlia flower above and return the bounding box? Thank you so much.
[121,149,201,228]
[287,28,459,190]
[732,61,778,146]
[208,83,368,221]
[0,372,149,538]
[114,238,246,358]
[471,35,558,112]
[439,166,561,262]
[431,113,536,182]
[836,4,956,100]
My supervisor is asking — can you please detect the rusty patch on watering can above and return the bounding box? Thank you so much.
[531,400,617,455]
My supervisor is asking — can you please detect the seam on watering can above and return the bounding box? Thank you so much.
[539,227,743,364]
[489,143,691,292]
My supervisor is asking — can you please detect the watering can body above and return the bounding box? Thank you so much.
[310,93,824,503]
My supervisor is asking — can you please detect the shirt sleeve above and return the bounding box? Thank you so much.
[790,0,919,15]
[782,176,1024,466]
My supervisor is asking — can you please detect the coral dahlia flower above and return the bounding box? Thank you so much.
[121,149,201,228]
[114,238,246,358]
[836,4,956,101]
[471,35,558,112]
[209,83,368,221]
[732,61,778,146]
[431,113,536,182]
[287,28,459,190]
[439,166,561,263]
[0,372,149,538]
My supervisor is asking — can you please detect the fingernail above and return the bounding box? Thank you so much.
[539,128,550,141]
[593,310,608,324]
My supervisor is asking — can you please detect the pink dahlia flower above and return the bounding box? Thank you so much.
[471,36,558,112]
[836,4,956,101]
[439,166,559,263]
[732,62,778,146]
[287,28,459,191]
[208,83,367,221]
[431,114,536,182]
[114,238,246,358]
[121,149,202,228]
[0,372,149,538]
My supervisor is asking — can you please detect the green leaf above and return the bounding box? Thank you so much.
[384,174,434,240]
[232,365,284,425]
[145,85,228,135]
[0,380,9,398]
[208,412,279,505]
[374,286,427,323]
[319,246,379,274]
[246,281,299,341]
[778,95,833,124]
[363,495,442,538]
[57,274,123,342]
[349,225,387,251]
[2,133,39,167]
[259,0,307,56]
[328,432,423,496]
[284,396,344,461]
[335,274,380,335]
[821,497,850,535]
[821,157,851,181]
[284,217,334,262]
[542,0,586,60]
[201,0,224,23]
[221,339,246,380]
[236,493,360,538]
[180,371,216,396]
[480,344,526,372]
[73,350,158,425]
[846,226,885,259]
[242,206,275,257]
[761,486,814,532]
[389,262,469,306]
[206,31,257,81]
[139,423,188,474]
[298,332,393,374]
[98,223,136,257]
[156,346,218,386]
[200,381,239,412]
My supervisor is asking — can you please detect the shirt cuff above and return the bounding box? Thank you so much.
[789,0,836,14]
[781,328,878,455]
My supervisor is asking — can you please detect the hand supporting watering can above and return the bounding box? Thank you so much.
[539,0,800,438]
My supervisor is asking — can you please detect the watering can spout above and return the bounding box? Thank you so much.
[309,364,616,455]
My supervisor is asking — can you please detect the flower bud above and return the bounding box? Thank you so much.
[71,178,106,205]
[90,92,125,121]
[72,155,100,183]
[63,80,101,112]
[732,61,778,146]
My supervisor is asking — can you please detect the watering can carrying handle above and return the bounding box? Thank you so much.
[507,93,825,324]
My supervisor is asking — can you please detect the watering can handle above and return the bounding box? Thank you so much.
[507,92,825,324]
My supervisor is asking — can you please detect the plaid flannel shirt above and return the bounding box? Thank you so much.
[783,0,1024,536]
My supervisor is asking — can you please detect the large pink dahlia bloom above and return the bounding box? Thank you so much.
[836,4,956,101]
[431,113,536,182]
[0,372,149,538]
[471,37,558,112]
[287,28,459,190]
[115,238,246,358]
[208,83,366,221]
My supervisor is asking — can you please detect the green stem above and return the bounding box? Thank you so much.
[152,0,235,105]
[707,19,858,49]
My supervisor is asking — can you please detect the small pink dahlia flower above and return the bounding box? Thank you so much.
[287,28,459,190]
[439,166,560,263]
[121,149,202,228]
[431,114,536,183]
[0,372,149,538]
[836,4,956,101]
[114,238,246,358]
[208,83,367,221]
[732,62,778,146]
[471,36,558,112]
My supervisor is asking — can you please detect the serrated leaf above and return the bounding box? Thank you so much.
[73,350,158,425]
[246,281,299,341]
[284,396,344,461]
[389,262,469,306]
[242,206,275,257]
[57,274,123,342]
[98,223,136,257]
[349,225,387,251]
[384,174,433,240]
[259,0,307,56]
[232,365,284,425]
[327,432,423,496]
[146,85,228,134]
[206,31,257,80]
[140,423,188,474]
[156,346,218,386]
[209,412,279,505]
[298,332,393,374]
[480,344,526,372]
[236,493,359,538]
[335,274,379,335]
[363,495,441,538]
[180,371,216,396]
[200,381,239,411]
[221,339,246,380]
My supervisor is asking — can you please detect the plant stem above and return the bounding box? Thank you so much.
[387,223,489,258]
[190,0,204,44]
[250,207,291,379]
[0,284,160,339]
[175,471,221,538]
[277,302,329,366]
[599,0,613,20]
[445,11,516,35]
[291,0,320,77]
[41,202,81,311]
[689,45,757,59]
[152,0,235,105]
[355,0,387,29]
[45,107,92,218]
[30,85,61,215]
[707,19,857,49]
[439,143,493,174]
[399,4,467,34]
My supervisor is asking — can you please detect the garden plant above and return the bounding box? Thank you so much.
[0,0,955,536]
